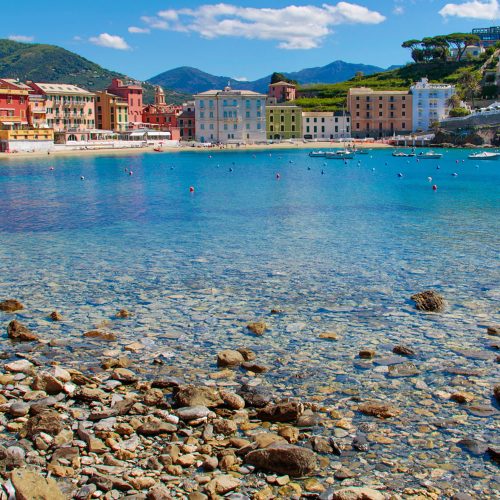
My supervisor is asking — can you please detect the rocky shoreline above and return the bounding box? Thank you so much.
[0,295,498,500]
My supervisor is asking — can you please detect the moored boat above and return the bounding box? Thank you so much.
[309,151,326,157]
[325,149,354,160]
[468,151,500,160]
[417,151,443,159]
[392,151,416,157]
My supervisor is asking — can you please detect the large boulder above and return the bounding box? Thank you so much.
[25,411,64,438]
[11,468,65,500]
[257,401,303,422]
[7,320,39,342]
[217,349,244,367]
[411,290,445,312]
[174,385,223,408]
[237,384,272,408]
[0,299,24,312]
[245,443,317,477]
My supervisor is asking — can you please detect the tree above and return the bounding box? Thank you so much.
[446,33,481,61]
[446,94,461,110]
[458,71,481,107]
[354,71,364,81]
[270,72,298,85]
[402,39,422,63]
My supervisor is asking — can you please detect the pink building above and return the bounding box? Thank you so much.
[107,78,143,129]
[268,81,297,103]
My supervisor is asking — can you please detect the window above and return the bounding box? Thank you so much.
[402,123,406,129]
[234,124,237,130]
[246,123,250,130]
[379,112,383,117]
[224,124,228,130]
[335,117,338,123]
[246,100,250,108]
[209,124,214,130]
[199,100,205,108]
[335,126,338,132]
[257,123,261,129]
[200,112,205,118]
[209,112,214,118]
[306,118,310,123]
[257,111,261,118]
[246,111,250,118]
[200,124,205,130]
[306,126,310,132]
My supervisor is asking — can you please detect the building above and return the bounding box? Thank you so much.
[0,79,29,131]
[27,82,95,141]
[268,81,297,103]
[449,45,484,61]
[302,111,350,140]
[410,78,455,132]
[348,87,412,138]
[178,101,195,141]
[107,78,143,128]
[194,86,266,144]
[472,26,500,48]
[266,105,302,140]
[142,86,181,140]
[0,128,54,153]
[94,91,129,132]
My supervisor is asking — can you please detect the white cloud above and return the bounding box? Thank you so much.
[393,6,404,15]
[140,2,386,50]
[233,76,249,81]
[8,35,34,42]
[89,33,131,50]
[128,26,151,34]
[439,0,500,19]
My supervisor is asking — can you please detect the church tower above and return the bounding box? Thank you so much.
[154,85,166,106]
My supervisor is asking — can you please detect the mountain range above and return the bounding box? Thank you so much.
[148,60,388,94]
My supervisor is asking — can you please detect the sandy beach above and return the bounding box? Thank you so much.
[0,141,392,161]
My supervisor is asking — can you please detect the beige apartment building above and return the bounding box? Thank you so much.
[348,88,412,138]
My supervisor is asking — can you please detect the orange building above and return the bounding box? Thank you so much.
[348,87,412,138]
[95,91,129,132]
[0,79,29,130]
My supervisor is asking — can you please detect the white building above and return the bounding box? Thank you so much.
[411,78,456,132]
[194,86,266,144]
[302,111,350,140]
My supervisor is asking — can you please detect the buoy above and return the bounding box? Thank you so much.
[276,173,280,179]
[129,171,133,176]
[432,184,438,191]
[385,162,388,166]
[456,160,459,163]
[189,186,195,193]
[427,176,432,182]
[452,172,458,176]
[289,160,293,164]
[80,176,85,181]
[436,166,440,169]
[307,166,311,171]
[398,173,403,177]
[321,170,325,175]
[208,155,212,159]
[170,166,174,170]
[372,167,375,171]
[229,168,233,172]
[49,167,54,171]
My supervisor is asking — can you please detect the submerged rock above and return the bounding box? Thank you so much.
[49,311,63,321]
[84,330,117,341]
[174,385,223,408]
[392,345,415,356]
[358,401,401,419]
[245,443,317,477]
[217,349,244,367]
[257,402,304,423]
[7,320,39,342]
[237,384,272,408]
[247,322,268,335]
[0,299,24,312]
[411,290,445,312]
[331,486,386,500]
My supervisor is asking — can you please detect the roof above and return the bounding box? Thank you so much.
[348,87,410,96]
[195,89,267,98]
[1,79,31,91]
[270,81,297,87]
[32,83,94,96]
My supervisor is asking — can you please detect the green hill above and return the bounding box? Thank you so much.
[294,60,483,111]
[0,39,189,104]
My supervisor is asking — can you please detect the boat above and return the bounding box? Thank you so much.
[354,149,370,155]
[468,151,500,160]
[325,150,354,160]
[309,151,326,157]
[417,151,443,159]
[392,151,416,157]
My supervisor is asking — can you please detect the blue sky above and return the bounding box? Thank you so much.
[3,0,499,81]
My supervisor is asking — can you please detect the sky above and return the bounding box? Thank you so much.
[2,0,499,81]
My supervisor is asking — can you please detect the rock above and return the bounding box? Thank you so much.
[116,309,132,318]
[217,349,244,367]
[257,402,303,423]
[147,484,172,500]
[5,446,26,468]
[245,444,317,477]
[84,330,117,341]
[32,372,65,394]
[450,392,474,404]
[7,320,39,342]
[237,384,272,408]
[411,290,445,312]
[9,401,30,417]
[206,475,241,495]
[487,326,499,336]
[101,356,131,370]
[359,350,376,359]
[254,433,287,449]
[242,362,269,373]
[247,322,268,336]
[334,467,357,480]
[358,401,401,419]
[494,385,500,403]
[49,311,63,321]
[331,487,386,500]
[310,436,333,454]
[0,299,24,312]
[174,385,223,408]
[220,390,245,410]
[213,418,237,435]
[237,347,256,361]
[5,359,34,373]
[137,418,177,436]
[457,438,489,456]
[176,405,213,421]
[10,468,66,500]
[392,345,415,356]
[278,426,299,444]
[112,368,138,384]
[25,411,64,438]
[387,362,419,378]
[203,456,219,471]
[487,445,499,463]
[318,332,339,340]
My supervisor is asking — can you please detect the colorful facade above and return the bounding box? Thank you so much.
[27,82,95,139]
[107,78,143,128]
[95,91,129,132]
[266,105,302,139]
[268,81,297,103]
[195,86,266,144]
[348,87,412,138]
[178,102,195,141]
[142,86,181,140]
[302,111,350,140]
[0,79,29,130]
[0,128,54,152]
[410,78,455,132]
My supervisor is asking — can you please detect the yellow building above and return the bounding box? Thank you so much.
[0,128,54,153]
[95,91,129,132]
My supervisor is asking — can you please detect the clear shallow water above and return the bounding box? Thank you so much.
[0,149,499,494]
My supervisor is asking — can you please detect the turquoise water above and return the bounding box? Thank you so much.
[0,148,499,492]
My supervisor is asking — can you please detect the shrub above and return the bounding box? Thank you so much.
[449,107,471,117]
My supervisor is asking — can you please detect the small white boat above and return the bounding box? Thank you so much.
[418,151,443,159]
[309,151,326,157]
[354,149,370,155]
[468,151,500,160]
[392,151,416,157]
[325,149,354,160]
